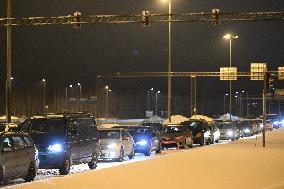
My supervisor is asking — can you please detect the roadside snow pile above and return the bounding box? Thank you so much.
[190,114,213,123]
[163,115,189,125]
[7,129,284,189]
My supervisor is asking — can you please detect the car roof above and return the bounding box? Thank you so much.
[0,132,30,137]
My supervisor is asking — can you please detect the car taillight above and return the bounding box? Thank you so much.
[176,136,183,140]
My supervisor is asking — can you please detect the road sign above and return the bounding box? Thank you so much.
[220,67,237,80]
[250,63,267,80]
[279,67,284,80]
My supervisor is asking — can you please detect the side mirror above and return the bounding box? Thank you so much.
[3,146,13,152]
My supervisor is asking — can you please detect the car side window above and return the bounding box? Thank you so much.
[23,136,34,147]
[21,120,31,133]
[11,136,28,150]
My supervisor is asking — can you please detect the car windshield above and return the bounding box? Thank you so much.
[184,121,202,129]
[30,119,66,134]
[99,130,120,139]
[217,123,233,129]
[129,128,150,136]
[164,126,183,133]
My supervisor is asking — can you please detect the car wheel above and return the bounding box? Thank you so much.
[188,138,193,148]
[24,163,36,182]
[210,137,214,144]
[88,150,98,170]
[156,143,162,153]
[118,148,124,162]
[59,156,71,175]
[144,147,151,156]
[128,148,135,159]
[215,139,219,143]
[183,139,189,149]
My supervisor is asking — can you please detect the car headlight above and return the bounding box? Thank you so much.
[244,128,250,133]
[260,123,264,128]
[136,140,148,146]
[107,143,117,149]
[47,144,63,153]
[227,131,233,136]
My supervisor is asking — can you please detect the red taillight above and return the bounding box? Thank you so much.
[176,136,183,140]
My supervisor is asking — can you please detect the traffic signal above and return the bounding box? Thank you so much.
[142,10,150,27]
[212,9,220,25]
[73,11,82,28]
[265,72,274,93]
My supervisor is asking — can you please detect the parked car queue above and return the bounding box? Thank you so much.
[0,116,279,185]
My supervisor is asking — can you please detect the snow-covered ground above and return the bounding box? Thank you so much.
[4,130,284,189]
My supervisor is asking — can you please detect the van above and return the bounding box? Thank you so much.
[19,113,99,175]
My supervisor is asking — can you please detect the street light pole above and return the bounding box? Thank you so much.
[77,83,81,112]
[155,91,160,115]
[147,88,154,111]
[167,0,172,122]
[6,0,12,122]
[105,86,109,118]
[42,79,46,115]
[223,93,228,114]
[223,33,238,120]
[65,84,72,112]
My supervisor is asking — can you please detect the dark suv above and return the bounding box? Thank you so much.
[181,119,214,146]
[0,132,39,184]
[19,113,99,175]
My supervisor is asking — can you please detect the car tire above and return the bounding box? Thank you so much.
[128,148,135,159]
[183,139,189,149]
[188,138,193,148]
[144,147,151,156]
[118,148,124,162]
[24,163,36,182]
[210,137,214,144]
[215,139,219,143]
[156,143,162,153]
[88,150,98,170]
[59,156,71,175]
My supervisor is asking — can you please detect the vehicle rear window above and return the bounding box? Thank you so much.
[164,126,183,133]
[217,123,233,129]
[30,119,66,134]
[99,130,120,139]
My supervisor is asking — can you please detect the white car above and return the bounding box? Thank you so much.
[265,121,273,131]
[99,129,135,162]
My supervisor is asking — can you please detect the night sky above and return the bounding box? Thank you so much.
[0,0,283,117]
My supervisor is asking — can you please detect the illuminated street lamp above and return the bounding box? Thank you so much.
[65,84,73,112]
[42,79,46,115]
[223,33,238,120]
[77,83,81,112]
[105,85,110,118]
[147,88,154,111]
[223,93,229,114]
[155,91,161,115]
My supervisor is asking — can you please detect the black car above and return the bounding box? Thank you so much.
[161,125,193,149]
[19,113,99,175]
[127,126,161,156]
[181,120,214,146]
[0,132,39,184]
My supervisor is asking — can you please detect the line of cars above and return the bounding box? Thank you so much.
[0,114,281,185]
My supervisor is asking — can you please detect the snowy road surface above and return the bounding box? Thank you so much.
[4,131,283,189]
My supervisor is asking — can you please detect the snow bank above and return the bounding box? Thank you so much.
[162,115,189,125]
[7,129,284,189]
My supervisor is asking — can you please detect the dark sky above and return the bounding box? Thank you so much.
[0,0,283,115]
